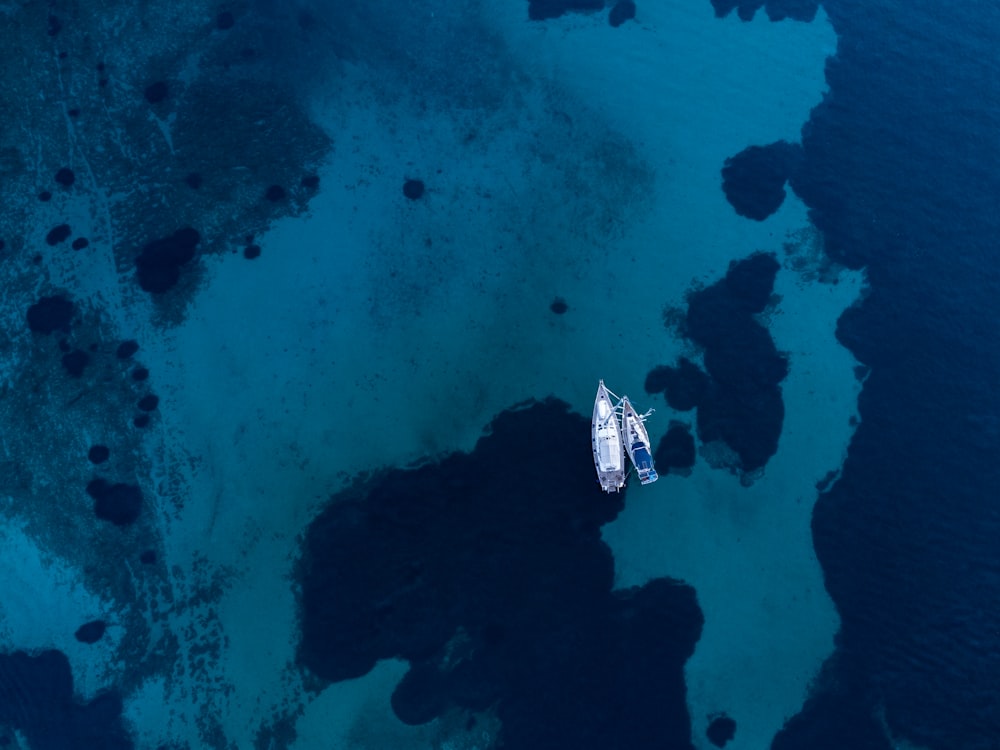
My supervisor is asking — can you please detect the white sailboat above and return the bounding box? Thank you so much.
[621,396,659,485]
[592,380,626,493]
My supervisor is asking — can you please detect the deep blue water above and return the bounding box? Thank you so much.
[787,1,1000,747]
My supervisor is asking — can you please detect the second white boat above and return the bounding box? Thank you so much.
[621,396,659,485]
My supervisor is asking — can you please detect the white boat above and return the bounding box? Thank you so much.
[621,396,658,485]
[592,380,626,492]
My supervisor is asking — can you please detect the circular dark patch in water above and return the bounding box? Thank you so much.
[184,172,202,189]
[74,620,107,645]
[550,297,569,314]
[144,81,168,104]
[403,179,425,200]
[721,141,802,221]
[644,365,670,394]
[116,339,139,359]
[55,167,75,187]
[243,244,261,259]
[140,549,157,564]
[88,445,110,465]
[46,224,71,246]
[265,185,286,202]
[655,423,696,473]
[71,237,89,251]
[133,414,150,428]
[707,714,737,747]
[301,174,320,189]
[135,227,200,293]
[131,366,150,381]
[27,295,75,334]
[216,11,235,29]
[61,349,90,377]
[87,480,143,526]
[137,394,159,412]
[38,190,52,202]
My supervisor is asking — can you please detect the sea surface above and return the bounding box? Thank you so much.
[0,1,997,749]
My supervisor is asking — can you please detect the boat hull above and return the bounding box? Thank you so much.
[621,396,659,485]
[592,380,626,492]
